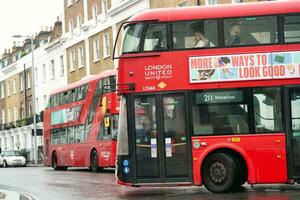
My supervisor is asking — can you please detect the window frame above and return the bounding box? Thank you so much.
[78,46,84,68]
[69,50,76,72]
[121,13,300,56]
[191,87,284,136]
[283,13,300,44]
[93,37,100,62]
[103,32,110,58]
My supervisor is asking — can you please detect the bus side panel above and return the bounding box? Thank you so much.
[43,109,52,167]
[192,133,287,185]
[97,140,117,167]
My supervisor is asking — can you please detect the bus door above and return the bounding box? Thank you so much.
[133,94,191,183]
[286,86,300,178]
[98,114,117,166]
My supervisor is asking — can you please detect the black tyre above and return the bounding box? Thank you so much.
[52,153,58,170]
[3,160,8,168]
[202,153,238,193]
[90,150,99,173]
[234,156,247,186]
[60,166,68,171]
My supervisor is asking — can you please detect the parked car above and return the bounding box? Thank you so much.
[0,150,26,167]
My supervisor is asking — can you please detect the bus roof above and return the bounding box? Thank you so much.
[50,69,116,95]
[129,0,300,22]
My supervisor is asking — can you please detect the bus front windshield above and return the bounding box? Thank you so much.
[122,23,143,54]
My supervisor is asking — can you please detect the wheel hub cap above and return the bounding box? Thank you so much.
[210,161,227,184]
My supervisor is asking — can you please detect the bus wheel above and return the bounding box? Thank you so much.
[202,153,237,193]
[232,156,247,187]
[52,153,59,170]
[90,150,99,173]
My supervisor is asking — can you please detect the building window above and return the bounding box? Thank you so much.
[20,103,24,118]
[27,71,31,89]
[1,109,5,124]
[103,32,110,58]
[42,64,46,82]
[36,98,39,113]
[1,83,5,99]
[28,101,32,116]
[68,19,74,33]
[92,4,98,20]
[93,37,100,62]
[13,79,17,94]
[67,0,73,7]
[60,55,65,76]
[69,50,75,71]
[50,60,55,80]
[35,67,38,86]
[8,107,11,123]
[77,13,83,28]
[14,105,17,122]
[43,95,48,109]
[206,0,218,5]
[78,46,84,68]
[178,1,188,7]
[102,0,108,16]
[20,75,23,91]
[7,81,10,97]
[232,0,243,3]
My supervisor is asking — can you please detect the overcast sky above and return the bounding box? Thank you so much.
[0,0,63,54]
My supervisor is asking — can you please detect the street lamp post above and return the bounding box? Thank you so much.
[13,34,38,165]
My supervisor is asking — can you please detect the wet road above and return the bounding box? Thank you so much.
[0,167,300,200]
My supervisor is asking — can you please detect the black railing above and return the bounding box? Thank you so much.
[0,113,42,131]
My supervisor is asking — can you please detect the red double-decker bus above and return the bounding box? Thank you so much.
[43,69,119,172]
[114,0,300,193]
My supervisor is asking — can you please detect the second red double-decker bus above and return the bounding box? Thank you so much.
[43,69,119,172]
[114,0,300,193]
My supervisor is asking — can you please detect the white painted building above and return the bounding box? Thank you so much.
[0,21,67,162]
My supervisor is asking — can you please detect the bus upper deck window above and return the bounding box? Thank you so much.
[172,20,218,49]
[142,23,167,52]
[122,24,143,54]
[224,16,278,46]
[284,14,300,43]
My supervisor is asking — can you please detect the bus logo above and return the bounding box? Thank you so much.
[157,82,167,89]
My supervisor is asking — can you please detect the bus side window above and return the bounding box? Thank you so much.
[49,96,53,108]
[284,14,300,43]
[51,129,59,145]
[60,128,67,144]
[74,126,86,143]
[67,127,75,143]
[253,88,282,133]
[67,89,75,103]
[224,16,278,46]
[172,20,218,49]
